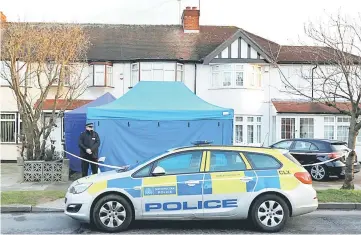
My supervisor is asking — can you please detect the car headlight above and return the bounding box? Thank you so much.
[68,182,93,194]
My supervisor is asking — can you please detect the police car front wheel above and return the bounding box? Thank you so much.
[250,194,290,233]
[92,194,133,232]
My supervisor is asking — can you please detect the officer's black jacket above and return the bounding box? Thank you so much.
[78,130,100,159]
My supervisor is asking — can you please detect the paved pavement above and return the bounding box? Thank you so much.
[1,163,73,192]
[312,173,361,190]
[1,210,361,234]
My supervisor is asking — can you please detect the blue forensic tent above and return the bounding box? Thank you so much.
[87,81,234,171]
[64,92,116,172]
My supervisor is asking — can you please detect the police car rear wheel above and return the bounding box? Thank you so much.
[250,194,289,232]
[92,194,133,232]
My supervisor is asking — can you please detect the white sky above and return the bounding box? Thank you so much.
[1,0,360,45]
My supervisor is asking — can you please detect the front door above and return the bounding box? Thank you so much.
[141,150,205,219]
[202,150,256,218]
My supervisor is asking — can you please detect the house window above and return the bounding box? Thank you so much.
[89,63,113,87]
[300,118,314,138]
[131,63,139,87]
[234,115,262,145]
[281,118,295,139]
[176,63,184,82]
[235,125,243,143]
[247,125,254,144]
[337,126,349,142]
[235,65,244,86]
[139,62,180,82]
[1,61,31,87]
[249,65,262,87]
[336,116,350,142]
[211,64,252,88]
[53,65,71,86]
[0,61,10,86]
[324,117,335,140]
[0,113,16,143]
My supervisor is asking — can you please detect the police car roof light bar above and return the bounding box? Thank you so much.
[191,140,213,146]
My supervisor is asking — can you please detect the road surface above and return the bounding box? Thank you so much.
[1,210,360,234]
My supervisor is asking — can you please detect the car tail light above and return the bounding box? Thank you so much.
[328,152,341,159]
[294,172,312,184]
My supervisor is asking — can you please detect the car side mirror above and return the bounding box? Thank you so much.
[152,166,165,176]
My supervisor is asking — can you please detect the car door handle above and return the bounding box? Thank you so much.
[185,180,200,186]
[240,177,253,182]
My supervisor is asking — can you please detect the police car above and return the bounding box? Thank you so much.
[65,142,318,233]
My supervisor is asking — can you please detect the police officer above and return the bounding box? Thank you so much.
[78,123,100,177]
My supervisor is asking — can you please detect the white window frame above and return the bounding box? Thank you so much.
[89,63,114,87]
[280,117,296,140]
[131,63,139,87]
[299,117,314,138]
[324,116,335,140]
[176,63,184,82]
[1,61,32,87]
[0,112,21,144]
[210,64,261,89]
[234,115,262,145]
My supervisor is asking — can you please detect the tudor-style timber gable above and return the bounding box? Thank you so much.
[203,29,271,65]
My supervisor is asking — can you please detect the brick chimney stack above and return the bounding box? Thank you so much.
[0,11,6,23]
[0,11,6,29]
[182,6,200,33]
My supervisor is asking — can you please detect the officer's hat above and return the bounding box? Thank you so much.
[85,122,94,127]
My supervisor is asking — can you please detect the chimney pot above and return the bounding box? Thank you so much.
[186,6,191,10]
[192,7,197,10]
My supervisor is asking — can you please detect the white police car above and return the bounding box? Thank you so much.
[65,144,318,233]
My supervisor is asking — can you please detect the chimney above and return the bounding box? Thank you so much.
[0,11,6,23]
[182,6,200,33]
[0,11,6,29]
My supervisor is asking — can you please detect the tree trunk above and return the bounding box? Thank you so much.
[342,127,356,189]
[34,138,42,160]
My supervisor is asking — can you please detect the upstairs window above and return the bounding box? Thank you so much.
[176,63,184,82]
[131,63,139,87]
[89,63,113,87]
[211,64,260,89]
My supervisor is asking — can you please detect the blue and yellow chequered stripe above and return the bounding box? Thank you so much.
[86,150,302,196]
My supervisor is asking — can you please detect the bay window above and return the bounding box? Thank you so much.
[139,62,183,83]
[211,64,260,89]
[89,63,113,87]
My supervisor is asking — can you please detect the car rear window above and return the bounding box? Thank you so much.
[244,152,282,169]
[331,143,348,151]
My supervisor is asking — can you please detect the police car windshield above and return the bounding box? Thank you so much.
[126,150,169,171]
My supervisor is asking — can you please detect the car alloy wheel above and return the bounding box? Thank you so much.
[99,201,126,228]
[310,165,327,181]
[92,194,133,232]
[257,200,284,227]
[250,194,289,232]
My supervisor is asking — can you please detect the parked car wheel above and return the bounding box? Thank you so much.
[309,164,328,181]
[92,194,133,233]
[249,194,290,233]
